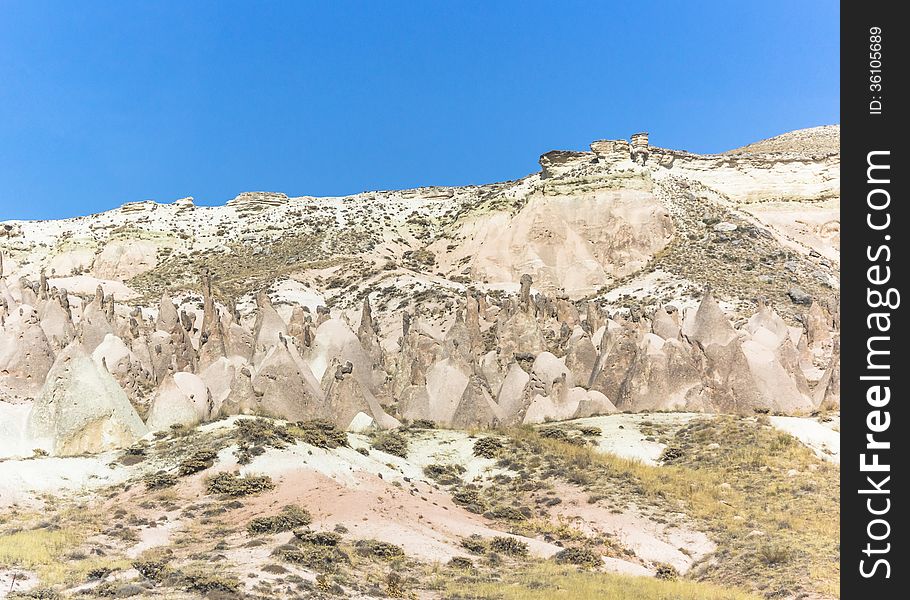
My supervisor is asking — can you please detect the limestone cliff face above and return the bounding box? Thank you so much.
[439,187,674,296]
[0,126,840,454]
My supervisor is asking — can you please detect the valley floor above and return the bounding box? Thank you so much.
[0,411,839,600]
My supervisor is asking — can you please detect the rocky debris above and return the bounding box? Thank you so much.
[787,287,812,305]
[227,191,290,212]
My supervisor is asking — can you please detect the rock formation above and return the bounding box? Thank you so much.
[0,127,840,455]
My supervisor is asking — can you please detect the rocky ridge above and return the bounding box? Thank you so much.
[0,127,839,458]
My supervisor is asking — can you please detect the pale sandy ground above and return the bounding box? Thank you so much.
[562,412,839,465]
[769,414,840,463]
[563,413,700,465]
[0,402,31,459]
[0,570,39,599]
[547,483,715,574]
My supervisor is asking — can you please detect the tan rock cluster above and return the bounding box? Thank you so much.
[0,126,841,456]
[0,260,838,456]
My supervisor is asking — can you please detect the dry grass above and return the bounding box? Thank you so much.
[501,418,839,598]
[441,562,761,600]
[0,527,81,569]
[0,512,130,586]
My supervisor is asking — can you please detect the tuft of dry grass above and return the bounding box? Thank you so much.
[0,511,130,586]
[439,562,761,600]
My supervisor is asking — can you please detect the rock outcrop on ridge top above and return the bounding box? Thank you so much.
[0,127,840,455]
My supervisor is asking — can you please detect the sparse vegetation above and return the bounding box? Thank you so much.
[489,536,529,557]
[423,463,466,485]
[496,418,839,598]
[655,563,680,580]
[291,419,349,449]
[452,487,487,513]
[460,535,488,555]
[132,556,169,581]
[180,568,242,595]
[354,539,405,560]
[472,436,504,458]
[143,471,177,490]
[370,431,408,458]
[293,529,341,546]
[554,547,602,568]
[206,472,275,497]
[486,505,528,521]
[440,562,761,600]
[273,543,350,572]
[178,448,218,475]
[248,505,312,535]
[234,418,296,463]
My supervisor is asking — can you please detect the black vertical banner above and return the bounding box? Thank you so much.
[841,1,907,597]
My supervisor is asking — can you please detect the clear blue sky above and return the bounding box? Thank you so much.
[1,1,838,221]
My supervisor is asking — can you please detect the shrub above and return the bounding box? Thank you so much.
[248,505,312,535]
[449,556,474,569]
[655,563,680,580]
[554,547,601,568]
[452,488,487,513]
[178,449,218,476]
[758,544,791,566]
[273,544,350,572]
[86,566,116,580]
[235,418,296,463]
[294,420,349,449]
[132,558,168,581]
[294,530,341,546]
[460,535,487,555]
[8,589,60,600]
[206,472,275,497]
[485,506,528,521]
[410,419,436,430]
[143,471,177,490]
[124,445,147,456]
[472,437,504,459]
[370,432,408,458]
[489,536,529,557]
[577,425,602,437]
[181,571,241,595]
[659,447,684,463]
[423,463,465,485]
[538,427,569,441]
[354,539,405,560]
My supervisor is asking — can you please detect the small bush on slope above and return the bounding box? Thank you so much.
[206,472,274,497]
[248,505,312,535]
[489,536,529,557]
[472,436,504,458]
[143,471,177,490]
[370,431,408,458]
[290,419,349,449]
[234,418,296,464]
[354,539,405,560]
[178,449,218,475]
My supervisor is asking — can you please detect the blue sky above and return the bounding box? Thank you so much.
[0,1,838,221]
